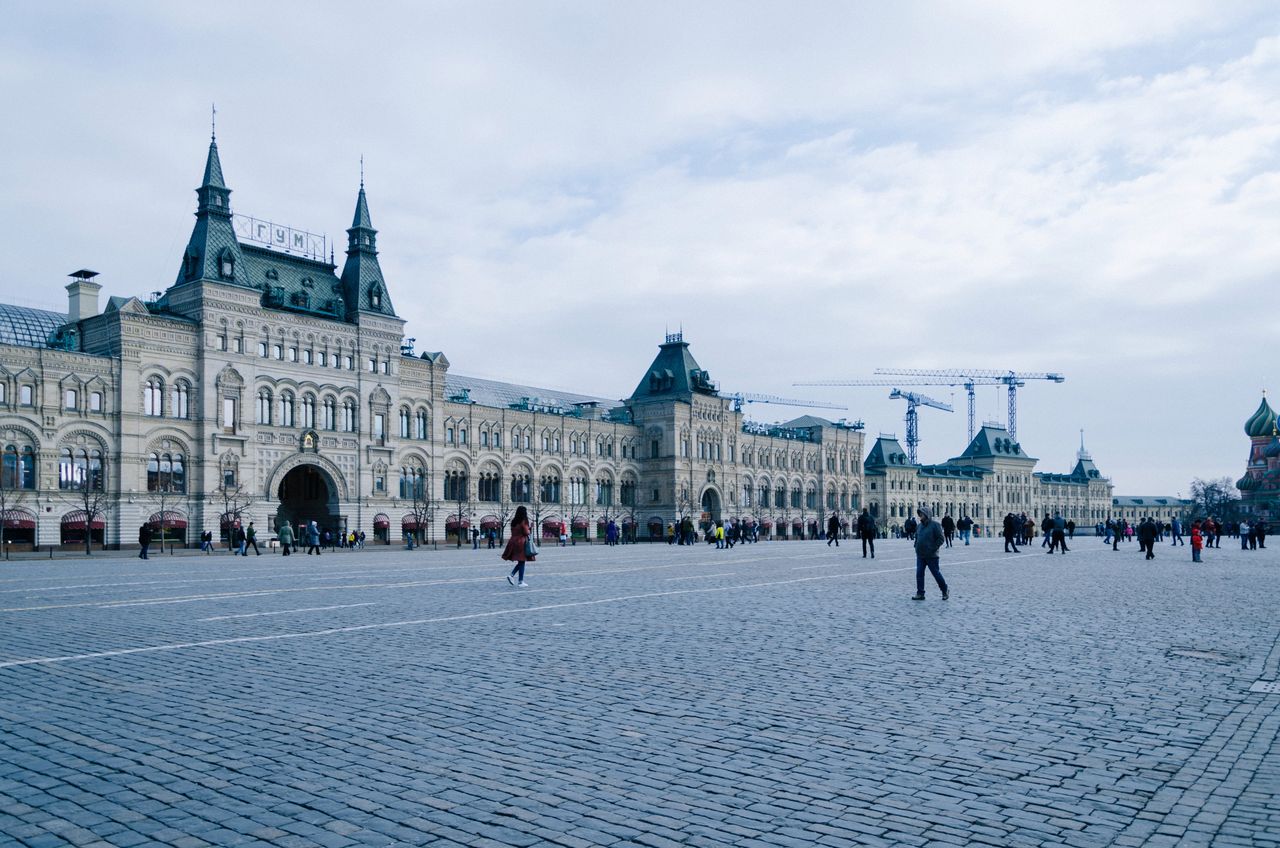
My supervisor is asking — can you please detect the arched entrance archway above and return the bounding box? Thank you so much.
[277,464,341,541]
[700,488,721,526]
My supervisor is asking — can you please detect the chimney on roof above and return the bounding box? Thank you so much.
[66,269,102,322]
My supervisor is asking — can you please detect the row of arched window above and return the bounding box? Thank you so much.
[1,445,35,489]
[256,389,357,433]
[143,379,190,418]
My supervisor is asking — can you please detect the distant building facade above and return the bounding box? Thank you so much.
[0,137,868,549]
[863,425,1115,534]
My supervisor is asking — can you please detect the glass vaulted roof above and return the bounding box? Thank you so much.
[0,304,66,348]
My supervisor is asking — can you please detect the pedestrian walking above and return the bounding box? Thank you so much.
[278,522,294,556]
[200,530,214,553]
[1050,513,1068,554]
[234,523,247,556]
[246,522,261,556]
[1003,513,1020,553]
[910,508,949,601]
[306,520,322,555]
[1255,518,1267,549]
[958,515,972,545]
[1241,520,1252,550]
[827,513,840,547]
[857,508,876,558]
[138,523,152,560]
[941,513,955,548]
[503,505,536,587]
[1137,517,1157,560]
[1170,517,1184,546]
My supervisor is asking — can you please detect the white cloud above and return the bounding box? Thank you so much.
[0,1,1276,493]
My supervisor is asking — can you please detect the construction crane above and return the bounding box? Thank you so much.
[721,391,848,415]
[889,389,952,465]
[874,369,1064,442]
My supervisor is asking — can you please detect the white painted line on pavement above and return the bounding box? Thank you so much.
[0,553,1020,669]
[663,573,736,581]
[197,603,379,621]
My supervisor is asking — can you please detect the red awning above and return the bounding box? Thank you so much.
[61,510,104,530]
[480,517,499,530]
[1,509,35,530]
[148,511,187,529]
[445,519,470,530]
[572,518,588,529]
[373,513,390,530]
[761,520,773,528]
[402,517,421,530]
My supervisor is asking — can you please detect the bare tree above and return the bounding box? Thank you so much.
[214,480,253,549]
[1191,477,1241,521]
[66,476,109,556]
[406,471,435,549]
[0,477,27,560]
[147,488,186,554]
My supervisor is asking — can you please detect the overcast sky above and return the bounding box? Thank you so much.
[2,2,1277,496]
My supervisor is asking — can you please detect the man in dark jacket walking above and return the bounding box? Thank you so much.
[857,508,875,558]
[1137,517,1158,560]
[138,524,152,560]
[940,513,955,548]
[1003,513,1020,553]
[911,508,949,601]
[826,513,840,547]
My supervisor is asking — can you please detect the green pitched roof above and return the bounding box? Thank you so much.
[201,139,226,189]
[339,185,397,320]
[629,336,718,402]
[953,424,1036,462]
[865,435,913,469]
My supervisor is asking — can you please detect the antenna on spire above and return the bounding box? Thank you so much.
[211,103,217,141]
[359,154,364,189]
[1080,428,1085,452]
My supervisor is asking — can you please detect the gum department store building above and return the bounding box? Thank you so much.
[0,138,1136,549]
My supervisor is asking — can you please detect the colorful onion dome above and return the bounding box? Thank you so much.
[1245,395,1277,438]
[1237,474,1258,492]
[1265,436,1280,459]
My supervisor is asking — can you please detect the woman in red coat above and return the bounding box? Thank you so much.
[503,505,536,586]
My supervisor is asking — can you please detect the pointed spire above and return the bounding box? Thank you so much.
[351,187,373,230]
[201,139,226,189]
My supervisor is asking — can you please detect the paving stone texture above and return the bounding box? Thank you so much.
[0,535,1277,847]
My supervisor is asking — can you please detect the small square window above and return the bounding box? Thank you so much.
[319,352,328,367]
[64,389,77,409]
[375,475,385,493]
[344,356,354,370]
[216,335,227,351]
[381,361,390,375]
[369,358,377,373]
[234,338,243,353]
[288,348,297,362]
[90,392,102,412]
[273,345,283,360]
[20,385,33,405]
[258,342,268,357]
[303,350,313,365]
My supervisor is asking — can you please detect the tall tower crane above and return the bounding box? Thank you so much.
[721,391,848,414]
[889,389,952,464]
[874,369,1064,442]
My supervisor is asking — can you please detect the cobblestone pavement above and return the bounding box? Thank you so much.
[1,536,1277,847]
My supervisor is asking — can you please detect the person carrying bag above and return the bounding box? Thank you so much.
[502,505,537,587]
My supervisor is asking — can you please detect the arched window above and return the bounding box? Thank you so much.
[144,379,163,416]
[399,408,410,439]
[147,452,186,493]
[595,477,613,507]
[58,448,100,491]
[478,471,501,502]
[539,474,561,503]
[415,410,428,440]
[256,389,272,425]
[369,285,382,308]
[301,395,316,429]
[172,382,189,419]
[444,469,468,502]
[218,250,235,280]
[399,467,426,500]
[322,397,336,430]
[510,473,531,503]
[280,392,295,427]
[59,448,75,489]
[342,400,356,432]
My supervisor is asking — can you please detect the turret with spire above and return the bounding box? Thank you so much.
[338,166,397,320]
[174,119,244,287]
